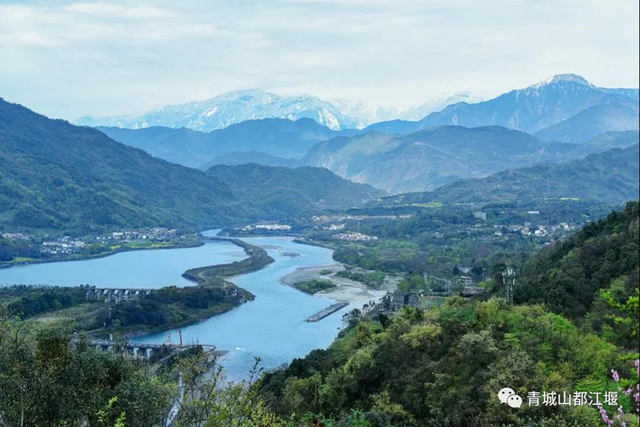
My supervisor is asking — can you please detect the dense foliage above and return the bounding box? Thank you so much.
[106,281,253,332]
[0,286,88,319]
[260,203,640,426]
[293,279,337,294]
[0,313,173,426]
[517,201,639,347]
[516,202,638,315]
[261,298,637,426]
[336,270,385,288]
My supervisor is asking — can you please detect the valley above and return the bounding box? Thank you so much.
[1,72,638,426]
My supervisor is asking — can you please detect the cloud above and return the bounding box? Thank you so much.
[0,0,637,120]
[64,2,172,19]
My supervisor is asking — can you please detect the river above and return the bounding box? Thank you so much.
[0,235,367,381]
[132,236,354,381]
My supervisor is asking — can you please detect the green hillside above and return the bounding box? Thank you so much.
[206,164,385,216]
[259,203,639,426]
[516,201,639,334]
[0,98,380,234]
[381,144,639,206]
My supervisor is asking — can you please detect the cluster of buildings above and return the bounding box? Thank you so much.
[1,232,33,241]
[311,213,412,223]
[492,222,572,238]
[333,232,378,242]
[95,227,179,243]
[41,237,86,255]
[85,287,154,304]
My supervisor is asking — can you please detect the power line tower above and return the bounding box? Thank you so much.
[502,266,516,304]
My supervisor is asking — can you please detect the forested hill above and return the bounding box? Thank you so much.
[259,203,639,426]
[0,98,380,234]
[206,164,385,216]
[379,144,639,206]
[516,201,639,336]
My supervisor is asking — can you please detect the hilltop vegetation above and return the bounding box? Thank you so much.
[517,201,639,347]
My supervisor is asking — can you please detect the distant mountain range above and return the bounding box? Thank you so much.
[0,98,382,233]
[76,89,483,132]
[364,74,639,135]
[78,89,361,132]
[98,118,354,168]
[396,92,483,121]
[299,126,575,193]
[533,100,639,144]
[380,143,639,206]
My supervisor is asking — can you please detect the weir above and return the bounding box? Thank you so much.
[306,302,349,322]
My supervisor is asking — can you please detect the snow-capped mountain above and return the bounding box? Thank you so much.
[76,89,363,132]
[76,89,485,132]
[418,74,638,133]
[330,98,399,129]
[397,92,483,121]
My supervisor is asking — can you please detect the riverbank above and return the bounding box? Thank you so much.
[0,237,203,270]
[183,237,275,282]
[280,264,392,304]
[2,238,275,340]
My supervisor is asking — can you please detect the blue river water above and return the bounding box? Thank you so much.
[0,241,245,288]
[0,235,350,381]
[132,236,346,381]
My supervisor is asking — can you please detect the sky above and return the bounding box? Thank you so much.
[0,0,638,120]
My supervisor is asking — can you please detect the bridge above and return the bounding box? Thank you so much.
[88,339,215,360]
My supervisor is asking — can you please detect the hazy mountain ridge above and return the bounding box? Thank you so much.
[0,98,382,233]
[98,118,353,168]
[364,74,638,136]
[199,151,296,170]
[379,144,639,206]
[300,126,574,193]
[206,164,385,215]
[533,100,639,144]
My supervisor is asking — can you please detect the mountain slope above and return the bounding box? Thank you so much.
[0,98,382,234]
[98,118,352,168]
[206,164,385,215]
[364,74,638,136]
[420,74,635,133]
[397,92,483,121]
[0,98,244,233]
[533,101,639,144]
[381,144,639,206]
[199,151,296,170]
[300,126,572,193]
[78,89,362,132]
[516,200,639,323]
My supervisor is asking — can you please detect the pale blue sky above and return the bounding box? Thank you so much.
[1,0,638,120]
